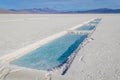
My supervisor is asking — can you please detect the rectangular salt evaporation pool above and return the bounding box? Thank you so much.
[76,24,95,30]
[89,19,101,24]
[76,19,101,30]
[11,34,87,70]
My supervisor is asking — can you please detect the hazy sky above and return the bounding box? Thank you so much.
[0,0,120,11]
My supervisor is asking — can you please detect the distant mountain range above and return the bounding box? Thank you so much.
[9,8,61,13]
[0,8,120,14]
[66,8,120,13]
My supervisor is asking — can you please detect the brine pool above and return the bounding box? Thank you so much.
[10,18,101,71]
[76,25,95,30]
[11,34,88,70]
[76,19,101,30]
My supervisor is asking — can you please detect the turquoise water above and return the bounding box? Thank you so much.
[11,34,87,70]
[76,19,101,30]
[89,19,101,24]
[76,25,95,30]
[89,21,99,24]
[94,19,101,21]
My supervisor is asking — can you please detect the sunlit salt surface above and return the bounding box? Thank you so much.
[11,34,87,70]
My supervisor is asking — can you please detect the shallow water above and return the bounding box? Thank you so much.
[11,34,87,70]
[76,19,101,30]
[76,25,95,30]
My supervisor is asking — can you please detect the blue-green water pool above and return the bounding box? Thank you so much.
[11,34,87,70]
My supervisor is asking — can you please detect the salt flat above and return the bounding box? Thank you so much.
[0,14,120,80]
[0,14,94,56]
